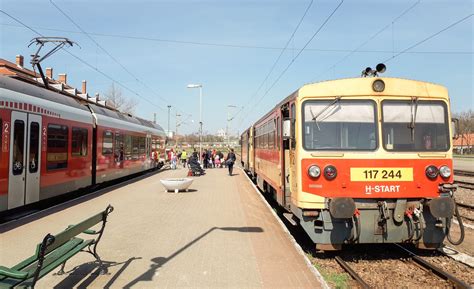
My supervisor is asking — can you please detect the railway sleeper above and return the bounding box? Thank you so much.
[293,198,455,251]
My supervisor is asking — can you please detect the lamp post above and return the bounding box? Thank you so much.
[187,84,203,162]
[167,105,172,142]
[226,105,237,147]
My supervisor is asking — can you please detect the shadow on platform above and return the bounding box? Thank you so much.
[53,257,142,289]
[123,226,263,288]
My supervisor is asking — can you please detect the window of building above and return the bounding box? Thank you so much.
[72,127,88,157]
[47,124,68,170]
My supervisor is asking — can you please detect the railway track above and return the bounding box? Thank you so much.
[454,169,474,178]
[334,244,471,289]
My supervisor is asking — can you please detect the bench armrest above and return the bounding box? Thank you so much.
[0,266,28,279]
[66,225,97,235]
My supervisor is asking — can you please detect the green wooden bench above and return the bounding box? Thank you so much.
[0,205,114,289]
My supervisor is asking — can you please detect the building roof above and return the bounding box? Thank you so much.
[453,133,474,146]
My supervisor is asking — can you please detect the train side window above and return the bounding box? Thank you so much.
[276,117,280,149]
[290,103,296,149]
[102,130,113,155]
[29,122,40,173]
[12,120,25,175]
[0,118,2,161]
[139,137,146,155]
[115,133,124,162]
[47,124,68,170]
[124,135,132,160]
[72,127,88,157]
[132,136,139,159]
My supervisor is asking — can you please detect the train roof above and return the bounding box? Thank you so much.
[251,77,449,127]
[0,57,165,135]
[299,77,449,99]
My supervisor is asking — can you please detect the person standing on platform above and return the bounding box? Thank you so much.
[225,148,236,176]
[181,150,187,168]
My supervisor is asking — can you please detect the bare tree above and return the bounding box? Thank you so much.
[103,83,138,114]
[454,109,474,154]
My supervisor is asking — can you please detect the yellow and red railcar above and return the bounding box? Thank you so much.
[241,76,459,250]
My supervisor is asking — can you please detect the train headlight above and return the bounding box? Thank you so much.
[308,165,321,178]
[324,165,337,180]
[439,165,451,178]
[372,79,385,92]
[425,165,439,180]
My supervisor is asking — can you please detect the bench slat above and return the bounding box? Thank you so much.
[40,212,104,256]
[0,238,92,288]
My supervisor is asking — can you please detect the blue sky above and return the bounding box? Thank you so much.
[1,0,472,136]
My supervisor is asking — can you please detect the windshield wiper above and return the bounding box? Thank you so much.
[408,96,419,142]
[311,96,342,122]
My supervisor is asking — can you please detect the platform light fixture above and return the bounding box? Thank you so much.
[187,84,203,162]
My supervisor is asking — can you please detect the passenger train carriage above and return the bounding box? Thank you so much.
[0,57,166,212]
[241,74,459,250]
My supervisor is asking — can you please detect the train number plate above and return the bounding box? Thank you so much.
[350,168,413,181]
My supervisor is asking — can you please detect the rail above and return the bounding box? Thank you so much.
[454,170,474,178]
[394,244,470,289]
[334,256,371,289]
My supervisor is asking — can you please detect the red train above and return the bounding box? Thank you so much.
[0,57,166,213]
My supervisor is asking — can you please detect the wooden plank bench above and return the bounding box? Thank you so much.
[0,205,114,289]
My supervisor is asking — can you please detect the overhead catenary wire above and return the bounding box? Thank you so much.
[239,0,345,127]
[49,0,191,117]
[311,0,421,82]
[233,0,314,125]
[382,13,473,63]
[2,22,472,55]
[0,9,166,113]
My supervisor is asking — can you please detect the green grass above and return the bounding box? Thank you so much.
[308,253,350,289]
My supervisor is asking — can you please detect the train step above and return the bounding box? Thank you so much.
[283,213,298,226]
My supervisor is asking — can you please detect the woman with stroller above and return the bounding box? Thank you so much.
[189,151,205,175]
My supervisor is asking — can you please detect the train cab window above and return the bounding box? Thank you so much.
[102,131,114,155]
[12,120,25,175]
[382,100,449,151]
[302,100,377,151]
[72,127,88,157]
[29,122,40,173]
[47,124,68,170]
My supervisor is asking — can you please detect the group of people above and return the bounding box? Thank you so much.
[166,148,237,176]
[167,149,188,169]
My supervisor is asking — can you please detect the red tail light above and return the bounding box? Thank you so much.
[425,165,438,180]
[324,165,337,180]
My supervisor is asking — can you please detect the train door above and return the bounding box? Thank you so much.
[8,112,41,209]
[146,134,151,168]
[281,105,292,209]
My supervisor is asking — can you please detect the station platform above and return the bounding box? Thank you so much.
[454,158,474,172]
[0,166,326,288]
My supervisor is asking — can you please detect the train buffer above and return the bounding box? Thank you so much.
[0,167,326,288]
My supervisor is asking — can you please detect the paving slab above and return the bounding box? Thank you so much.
[0,166,325,288]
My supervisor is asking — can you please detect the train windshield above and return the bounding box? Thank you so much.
[302,100,377,150]
[382,100,450,151]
